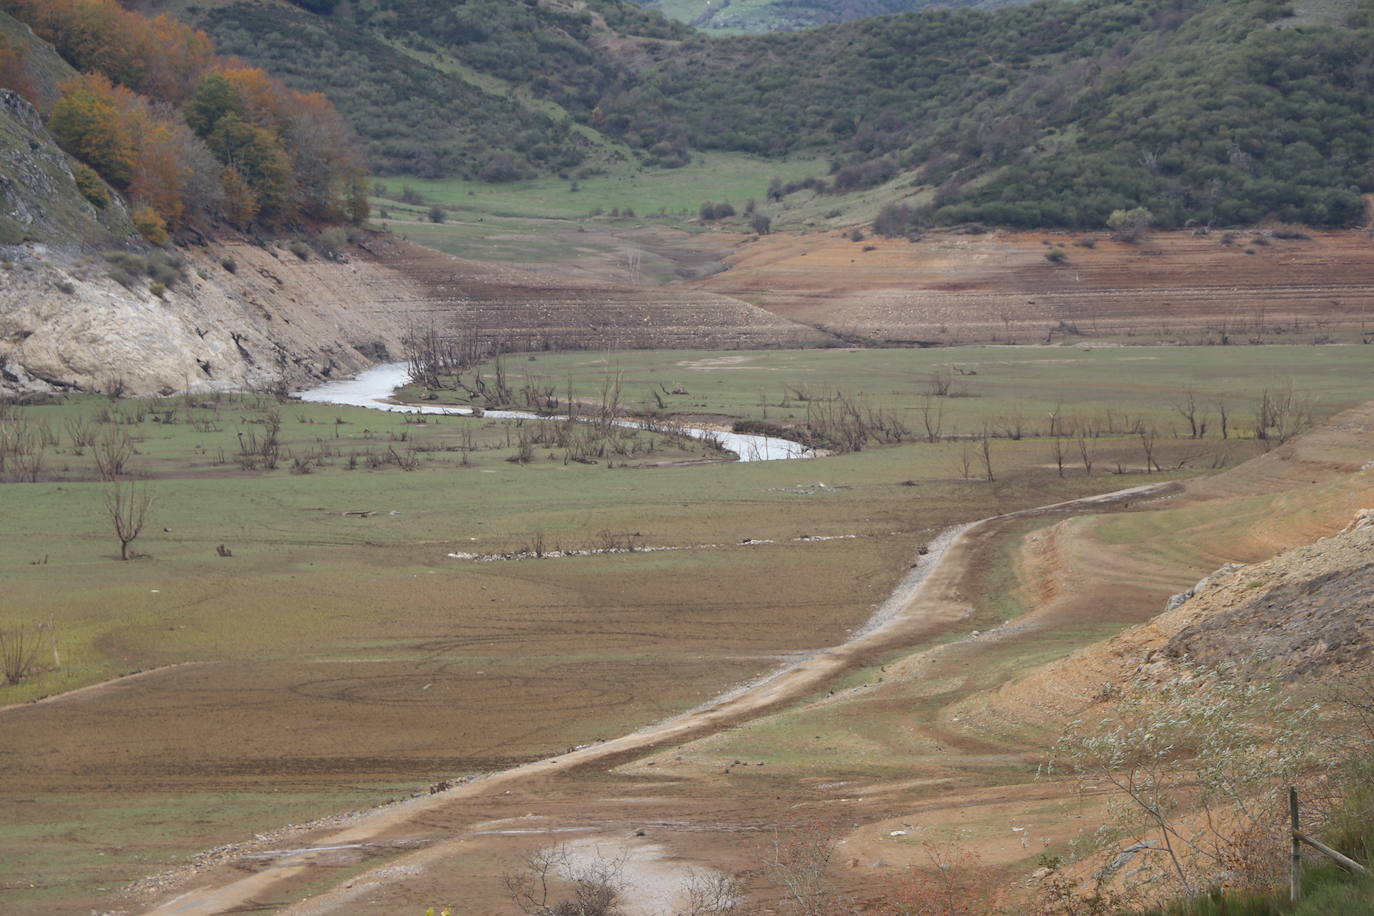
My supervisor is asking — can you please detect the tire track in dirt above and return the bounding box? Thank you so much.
[0,662,216,716]
[141,483,1174,916]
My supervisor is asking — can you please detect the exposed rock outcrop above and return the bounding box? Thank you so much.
[0,239,412,395]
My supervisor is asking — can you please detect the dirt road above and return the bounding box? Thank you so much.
[142,483,1173,916]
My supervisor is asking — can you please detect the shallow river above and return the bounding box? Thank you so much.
[296,362,811,462]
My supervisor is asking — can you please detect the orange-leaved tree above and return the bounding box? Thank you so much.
[0,0,213,103]
[51,73,224,238]
[3,0,366,232]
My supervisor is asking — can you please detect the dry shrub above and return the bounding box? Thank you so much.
[1048,663,1338,905]
[866,842,1000,916]
[0,626,39,685]
[759,823,848,916]
[505,844,626,916]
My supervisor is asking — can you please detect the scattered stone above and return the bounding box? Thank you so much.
[1165,562,1246,610]
[1341,508,1374,533]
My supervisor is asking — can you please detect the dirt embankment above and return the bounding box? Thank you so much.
[981,405,1374,733]
[696,228,1374,344]
[375,237,828,353]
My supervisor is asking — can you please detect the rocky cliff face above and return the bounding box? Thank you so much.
[0,237,413,396]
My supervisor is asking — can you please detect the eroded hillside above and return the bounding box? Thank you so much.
[696,227,1374,343]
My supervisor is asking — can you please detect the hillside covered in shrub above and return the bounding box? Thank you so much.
[601,0,1374,229]
[19,0,1374,231]
[136,0,1374,230]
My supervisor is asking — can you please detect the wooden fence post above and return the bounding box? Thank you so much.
[1290,785,1302,903]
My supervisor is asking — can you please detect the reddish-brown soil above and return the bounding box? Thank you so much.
[694,229,1374,344]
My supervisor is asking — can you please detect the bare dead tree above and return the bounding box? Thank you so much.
[761,826,845,916]
[995,411,1025,441]
[402,314,489,389]
[504,845,626,916]
[491,353,512,405]
[65,415,96,454]
[957,442,974,479]
[1171,387,1208,439]
[917,396,944,443]
[1051,437,1067,477]
[505,846,562,916]
[1139,427,1162,473]
[596,371,624,438]
[1255,383,1312,446]
[104,481,154,560]
[1047,400,1065,439]
[93,429,133,481]
[682,870,745,915]
[979,435,995,482]
[926,367,953,397]
[0,414,46,482]
[1216,398,1230,440]
[1077,436,1095,475]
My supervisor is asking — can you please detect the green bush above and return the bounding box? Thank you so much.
[108,267,139,289]
[168,0,1374,227]
[72,164,109,210]
[147,254,183,288]
[103,250,185,289]
[874,203,913,238]
[313,227,348,259]
[200,3,592,180]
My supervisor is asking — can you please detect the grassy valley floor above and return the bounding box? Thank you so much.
[0,345,1370,912]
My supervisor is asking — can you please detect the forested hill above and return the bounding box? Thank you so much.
[65,0,1374,229]
[0,0,368,241]
[612,0,1374,229]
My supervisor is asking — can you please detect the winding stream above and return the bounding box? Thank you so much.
[296,362,811,462]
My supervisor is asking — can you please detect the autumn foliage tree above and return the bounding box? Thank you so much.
[0,0,366,234]
[0,33,38,105]
[0,0,213,103]
[48,72,223,238]
[48,73,137,189]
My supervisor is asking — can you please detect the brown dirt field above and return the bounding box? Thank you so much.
[133,404,1374,916]
[129,487,1148,915]
[0,534,915,912]
[693,229,1374,345]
